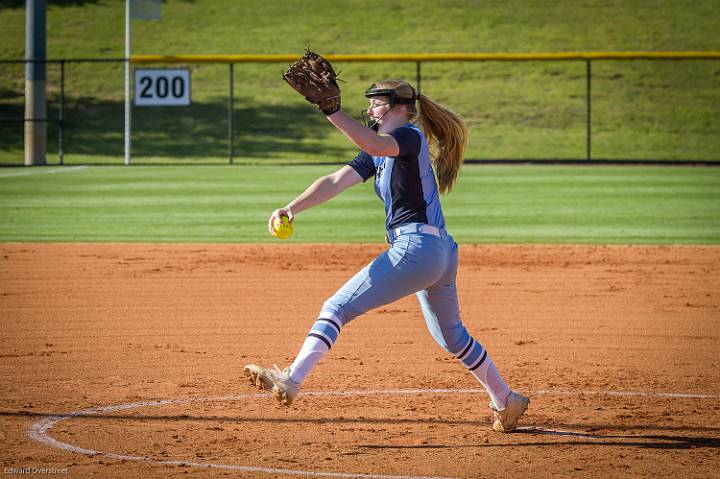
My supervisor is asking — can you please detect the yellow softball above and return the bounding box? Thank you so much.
[272,215,294,240]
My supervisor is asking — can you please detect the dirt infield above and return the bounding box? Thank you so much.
[1,243,719,478]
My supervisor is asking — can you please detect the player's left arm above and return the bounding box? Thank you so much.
[326,110,400,157]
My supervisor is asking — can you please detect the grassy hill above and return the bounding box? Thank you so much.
[1,0,719,164]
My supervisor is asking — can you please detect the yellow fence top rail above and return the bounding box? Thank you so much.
[130,51,720,64]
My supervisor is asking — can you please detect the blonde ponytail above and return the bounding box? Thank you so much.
[416,93,468,194]
[367,79,468,194]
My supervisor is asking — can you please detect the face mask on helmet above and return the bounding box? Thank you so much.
[361,110,381,131]
[362,85,417,130]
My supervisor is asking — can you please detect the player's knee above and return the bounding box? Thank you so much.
[320,300,359,327]
[432,327,469,356]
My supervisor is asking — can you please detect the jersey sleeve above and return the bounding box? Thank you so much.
[347,150,375,182]
[389,126,421,160]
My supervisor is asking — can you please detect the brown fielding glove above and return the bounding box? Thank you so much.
[283,49,341,115]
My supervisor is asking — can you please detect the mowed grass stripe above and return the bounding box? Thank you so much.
[0,165,717,244]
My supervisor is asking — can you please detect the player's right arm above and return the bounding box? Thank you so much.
[268,165,363,234]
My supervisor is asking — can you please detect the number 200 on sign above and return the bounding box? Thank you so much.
[134,69,191,106]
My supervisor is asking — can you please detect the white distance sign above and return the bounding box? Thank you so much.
[134,69,191,106]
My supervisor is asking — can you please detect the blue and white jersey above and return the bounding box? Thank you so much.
[347,123,446,232]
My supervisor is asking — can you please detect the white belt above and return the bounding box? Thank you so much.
[386,223,443,243]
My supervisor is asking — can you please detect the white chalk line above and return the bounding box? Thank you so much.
[301,388,720,400]
[0,165,88,178]
[27,387,719,479]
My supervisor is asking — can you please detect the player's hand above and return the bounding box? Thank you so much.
[268,207,295,235]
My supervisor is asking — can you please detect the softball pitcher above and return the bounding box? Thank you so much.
[245,54,529,433]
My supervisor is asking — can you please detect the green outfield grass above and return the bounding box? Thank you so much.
[1,1,719,164]
[0,164,718,244]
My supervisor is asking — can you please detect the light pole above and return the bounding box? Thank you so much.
[25,0,47,166]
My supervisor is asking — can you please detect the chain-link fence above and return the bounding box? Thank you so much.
[1,54,719,165]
